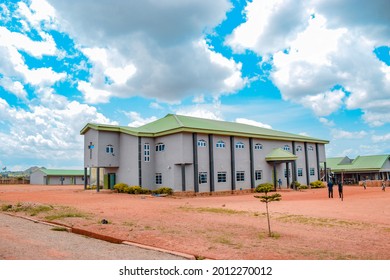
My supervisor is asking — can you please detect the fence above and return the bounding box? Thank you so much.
[0,178,30,184]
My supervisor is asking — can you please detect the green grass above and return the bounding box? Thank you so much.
[276,214,365,228]
[50,226,68,232]
[179,206,248,215]
[1,202,53,216]
[44,209,89,221]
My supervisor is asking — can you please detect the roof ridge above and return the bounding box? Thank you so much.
[172,114,184,127]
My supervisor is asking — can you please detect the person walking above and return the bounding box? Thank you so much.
[382,180,386,191]
[278,178,282,189]
[328,180,334,198]
[338,180,343,201]
[363,180,366,190]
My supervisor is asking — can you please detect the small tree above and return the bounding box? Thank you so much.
[254,184,282,237]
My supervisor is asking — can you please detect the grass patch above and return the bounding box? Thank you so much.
[179,206,248,215]
[50,227,68,232]
[44,209,88,221]
[277,214,365,228]
[1,202,53,216]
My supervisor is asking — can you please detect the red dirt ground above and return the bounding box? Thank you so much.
[1,184,389,260]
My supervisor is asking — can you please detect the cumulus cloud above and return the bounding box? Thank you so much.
[126,112,158,127]
[331,129,368,139]
[226,0,390,126]
[235,118,272,129]
[0,95,116,164]
[45,0,246,103]
[372,133,390,143]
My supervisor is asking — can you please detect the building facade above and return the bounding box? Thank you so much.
[80,114,329,193]
[326,155,390,184]
[30,169,87,185]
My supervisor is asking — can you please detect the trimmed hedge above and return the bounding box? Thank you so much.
[113,183,172,195]
[310,180,326,189]
[255,183,274,193]
[113,183,151,194]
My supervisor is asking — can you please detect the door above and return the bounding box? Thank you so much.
[108,173,116,190]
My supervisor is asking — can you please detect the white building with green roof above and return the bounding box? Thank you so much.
[326,155,390,184]
[30,168,87,185]
[80,114,329,193]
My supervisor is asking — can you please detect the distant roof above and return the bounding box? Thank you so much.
[326,155,390,172]
[35,169,86,176]
[81,114,329,144]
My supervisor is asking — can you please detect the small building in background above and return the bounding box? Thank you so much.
[30,168,88,185]
[326,154,390,184]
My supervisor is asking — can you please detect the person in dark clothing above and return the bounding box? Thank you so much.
[338,181,343,201]
[328,180,334,198]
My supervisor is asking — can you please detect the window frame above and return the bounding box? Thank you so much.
[217,172,227,183]
[155,173,162,185]
[310,168,315,176]
[283,145,290,151]
[255,170,262,180]
[197,139,207,147]
[216,140,225,148]
[254,143,263,150]
[155,143,165,152]
[106,144,114,154]
[235,142,245,149]
[236,171,245,182]
[298,168,303,177]
[199,172,208,184]
[144,143,150,162]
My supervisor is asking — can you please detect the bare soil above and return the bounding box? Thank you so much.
[1,184,389,260]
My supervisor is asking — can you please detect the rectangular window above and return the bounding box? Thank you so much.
[217,172,227,183]
[144,143,150,162]
[298,168,303,177]
[284,169,291,178]
[155,173,162,185]
[199,172,207,184]
[255,170,262,180]
[310,168,315,176]
[156,143,165,152]
[236,171,245,182]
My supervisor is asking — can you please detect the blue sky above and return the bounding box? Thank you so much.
[0,0,389,171]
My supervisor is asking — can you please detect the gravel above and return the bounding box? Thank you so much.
[0,213,187,260]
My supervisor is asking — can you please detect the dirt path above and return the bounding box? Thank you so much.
[1,184,389,259]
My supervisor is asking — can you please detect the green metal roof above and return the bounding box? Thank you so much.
[326,155,390,172]
[38,169,86,176]
[265,148,298,161]
[81,114,329,144]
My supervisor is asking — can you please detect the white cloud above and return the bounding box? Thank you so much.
[45,0,246,104]
[226,0,309,55]
[0,77,27,100]
[226,0,390,126]
[235,118,272,129]
[0,95,116,163]
[126,112,158,127]
[331,129,368,139]
[176,105,223,121]
[319,117,335,127]
[372,133,390,143]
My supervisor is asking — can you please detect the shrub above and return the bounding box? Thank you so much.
[255,183,274,193]
[298,185,308,190]
[114,183,128,193]
[310,180,325,189]
[290,181,301,190]
[152,187,173,195]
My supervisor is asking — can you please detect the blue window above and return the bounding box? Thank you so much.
[254,143,263,150]
[216,140,225,148]
[197,139,206,147]
[283,145,290,151]
[106,145,114,154]
[235,142,244,149]
[156,143,165,152]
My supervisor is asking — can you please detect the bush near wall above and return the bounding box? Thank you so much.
[113,183,172,195]
[310,180,326,189]
[255,183,274,193]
